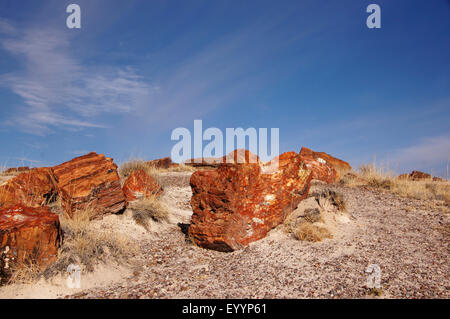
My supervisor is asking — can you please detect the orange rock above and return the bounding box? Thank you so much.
[0,168,58,208]
[409,171,432,181]
[398,170,441,181]
[299,147,351,178]
[188,152,312,252]
[299,154,339,184]
[52,152,126,219]
[122,169,163,201]
[0,205,62,282]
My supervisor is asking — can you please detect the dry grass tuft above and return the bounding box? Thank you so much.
[5,262,42,285]
[128,196,169,230]
[43,207,135,278]
[293,223,332,242]
[367,287,383,297]
[119,159,154,180]
[315,190,346,212]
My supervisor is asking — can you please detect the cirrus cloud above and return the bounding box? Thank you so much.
[0,21,156,135]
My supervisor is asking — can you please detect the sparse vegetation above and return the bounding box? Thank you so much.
[341,163,450,203]
[43,206,136,278]
[128,196,170,230]
[367,287,383,297]
[118,159,156,180]
[315,190,346,212]
[283,193,339,242]
[5,261,41,285]
[293,223,332,242]
[118,158,194,185]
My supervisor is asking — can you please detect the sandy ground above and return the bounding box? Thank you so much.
[0,171,448,299]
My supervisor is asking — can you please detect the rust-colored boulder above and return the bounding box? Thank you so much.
[299,147,351,178]
[0,168,58,208]
[188,151,312,252]
[147,157,178,169]
[397,171,437,181]
[122,169,163,201]
[299,154,339,184]
[409,171,432,181]
[0,205,62,282]
[52,152,126,219]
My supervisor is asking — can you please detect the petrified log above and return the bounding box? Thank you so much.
[299,154,339,184]
[299,147,351,178]
[188,152,312,252]
[0,168,58,208]
[52,152,126,219]
[0,205,62,283]
[122,169,163,202]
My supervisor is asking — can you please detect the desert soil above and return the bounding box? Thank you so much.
[0,171,448,299]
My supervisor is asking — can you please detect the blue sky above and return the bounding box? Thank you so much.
[0,0,449,176]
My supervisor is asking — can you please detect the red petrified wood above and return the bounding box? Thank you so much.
[0,168,58,208]
[188,152,312,252]
[298,153,339,184]
[398,171,443,181]
[299,147,351,180]
[0,205,62,282]
[52,152,126,219]
[122,169,163,202]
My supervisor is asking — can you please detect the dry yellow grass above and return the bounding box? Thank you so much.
[293,223,333,242]
[128,195,170,230]
[118,158,194,185]
[4,260,42,285]
[316,190,346,212]
[43,206,136,277]
[342,163,450,203]
[164,163,196,172]
[118,158,154,180]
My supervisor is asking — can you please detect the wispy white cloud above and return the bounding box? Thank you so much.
[0,18,16,35]
[71,150,89,156]
[390,135,450,174]
[0,23,155,135]
[13,157,41,164]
